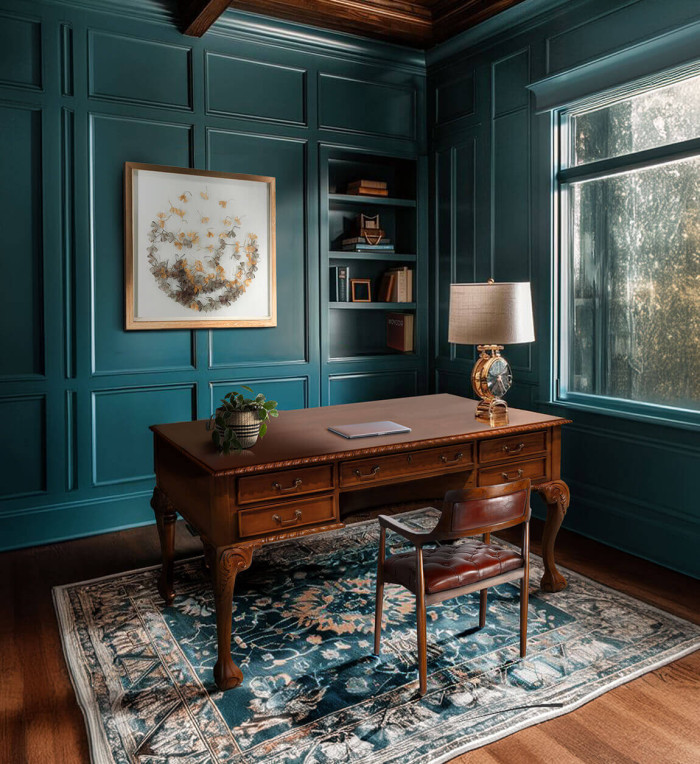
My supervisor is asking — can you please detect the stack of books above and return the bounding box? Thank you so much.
[378,266,413,302]
[341,237,395,253]
[386,312,414,352]
[345,179,388,197]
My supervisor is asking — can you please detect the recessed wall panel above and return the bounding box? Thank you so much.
[207,130,306,366]
[319,74,415,140]
[90,114,194,374]
[206,53,306,125]
[0,105,44,379]
[436,73,474,125]
[92,385,195,485]
[210,376,307,414]
[88,31,191,109]
[0,395,45,499]
[0,13,41,89]
[328,370,417,405]
[493,50,529,116]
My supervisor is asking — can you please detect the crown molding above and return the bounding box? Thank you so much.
[36,0,426,73]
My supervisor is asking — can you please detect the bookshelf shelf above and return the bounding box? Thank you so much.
[321,148,425,381]
[328,251,417,262]
[329,302,416,310]
[328,194,416,208]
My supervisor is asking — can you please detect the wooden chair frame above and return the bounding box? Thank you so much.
[374,479,532,696]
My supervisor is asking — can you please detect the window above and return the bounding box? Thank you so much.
[556,71,700,424]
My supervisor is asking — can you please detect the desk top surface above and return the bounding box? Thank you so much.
[151,394,570,475]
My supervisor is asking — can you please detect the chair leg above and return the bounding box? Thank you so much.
[415,545,427,696]
[520,575,528,658]
[374,578,384,655]
[374,527,386,656]
[479,588,487,628]
[416,589,427,696]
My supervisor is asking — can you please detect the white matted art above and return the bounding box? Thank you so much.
[124,162,276,329]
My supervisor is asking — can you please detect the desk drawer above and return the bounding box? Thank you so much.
[237,465,333,505]
[477,456,547,487]
[478,432,547,464]
[238,495,336,538]
[339,444,473,488]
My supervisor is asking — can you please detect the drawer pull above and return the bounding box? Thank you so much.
[272,478,303,494]
[503,442,525,454]
[272,509,303,526]
[501,468,524,480]
[440,452,464,464]
[353,465,381,481]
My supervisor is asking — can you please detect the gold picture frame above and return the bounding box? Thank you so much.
[125,162,276,330]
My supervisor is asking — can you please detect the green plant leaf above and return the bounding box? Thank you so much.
[263,400,277,410]
[240,385,253,393]
[269,410,279,417]
[259,421,267,438]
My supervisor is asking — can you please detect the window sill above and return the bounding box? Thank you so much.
[542,396,700,433]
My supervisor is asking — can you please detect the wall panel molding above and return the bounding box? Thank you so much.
[88,30,193,110]
[210,376,309,413]
[0,11,42,90]
[0,394,46,500]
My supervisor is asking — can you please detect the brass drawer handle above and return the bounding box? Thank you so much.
[440,452,464,464]
[501,468,524,480]
[272,478,303,493]
[503,442,525,454]
[353,465,381,481]
[273,509,302,526]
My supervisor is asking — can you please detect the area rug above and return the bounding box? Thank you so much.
[54,509,700,764]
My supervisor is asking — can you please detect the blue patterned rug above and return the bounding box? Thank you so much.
[54,510,700,764]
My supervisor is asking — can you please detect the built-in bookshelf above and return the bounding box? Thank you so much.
[321,147,426,374]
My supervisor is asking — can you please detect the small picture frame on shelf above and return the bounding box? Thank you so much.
[350,278,372,302]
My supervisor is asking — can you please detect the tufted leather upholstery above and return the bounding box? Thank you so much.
[383,540,524,595]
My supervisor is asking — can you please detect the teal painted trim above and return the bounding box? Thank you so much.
[530,21,700,111]
[37,0,426,74]
[427,0,573,68]
[552,396,700,432]
[0,490,155,551]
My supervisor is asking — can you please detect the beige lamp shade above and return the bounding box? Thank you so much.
[448,281,535,345]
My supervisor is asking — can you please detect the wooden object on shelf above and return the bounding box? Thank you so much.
[350,278,372,302]
[386,312,414,351]
[378,272,396,303]
[385,266,412,302]
[346,179,389,197]
[150,394,572,690]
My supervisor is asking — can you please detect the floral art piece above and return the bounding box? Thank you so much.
[125,163,276,329]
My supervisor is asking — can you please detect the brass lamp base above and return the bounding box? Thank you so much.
[475,397,509,426]
[471,344,512,427]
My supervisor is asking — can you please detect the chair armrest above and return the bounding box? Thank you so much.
[377,514,432,546]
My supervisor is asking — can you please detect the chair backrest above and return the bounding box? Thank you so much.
[433,479,531,540]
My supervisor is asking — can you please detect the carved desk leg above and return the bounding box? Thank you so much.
[151,487,177,605]
[535,480,571,593]
[206,542,257,691]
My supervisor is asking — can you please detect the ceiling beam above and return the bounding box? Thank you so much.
[180,0,232,36]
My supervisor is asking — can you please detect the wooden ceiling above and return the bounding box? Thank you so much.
[181,0,527,47]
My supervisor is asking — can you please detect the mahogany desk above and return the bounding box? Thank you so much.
[150,393,571,691]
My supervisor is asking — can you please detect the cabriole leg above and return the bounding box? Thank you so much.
[151,487,177,605]
[535,480,570,592]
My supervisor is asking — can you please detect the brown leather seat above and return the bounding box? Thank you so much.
[374,479,532,697]
[384,540,524,595]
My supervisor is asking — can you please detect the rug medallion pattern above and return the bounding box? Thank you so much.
[54,511,700,764]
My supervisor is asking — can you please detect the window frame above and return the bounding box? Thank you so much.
[553,76,700,430]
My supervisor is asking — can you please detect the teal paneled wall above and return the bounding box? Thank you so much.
[0,0,426,550]
[428,0,700,577]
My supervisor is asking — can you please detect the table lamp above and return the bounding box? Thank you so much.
[448,279,535,426]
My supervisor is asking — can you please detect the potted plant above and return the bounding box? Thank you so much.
[209,386,278,454]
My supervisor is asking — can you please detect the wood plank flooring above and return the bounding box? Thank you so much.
[1,517,698,763]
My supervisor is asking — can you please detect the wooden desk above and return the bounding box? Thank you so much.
[150,394,571,691]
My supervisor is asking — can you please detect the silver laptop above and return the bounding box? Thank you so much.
[328,421,411,439]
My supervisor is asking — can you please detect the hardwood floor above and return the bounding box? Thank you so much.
[1,517,698,764]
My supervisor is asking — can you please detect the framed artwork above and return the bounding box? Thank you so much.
[124,162,276,329]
